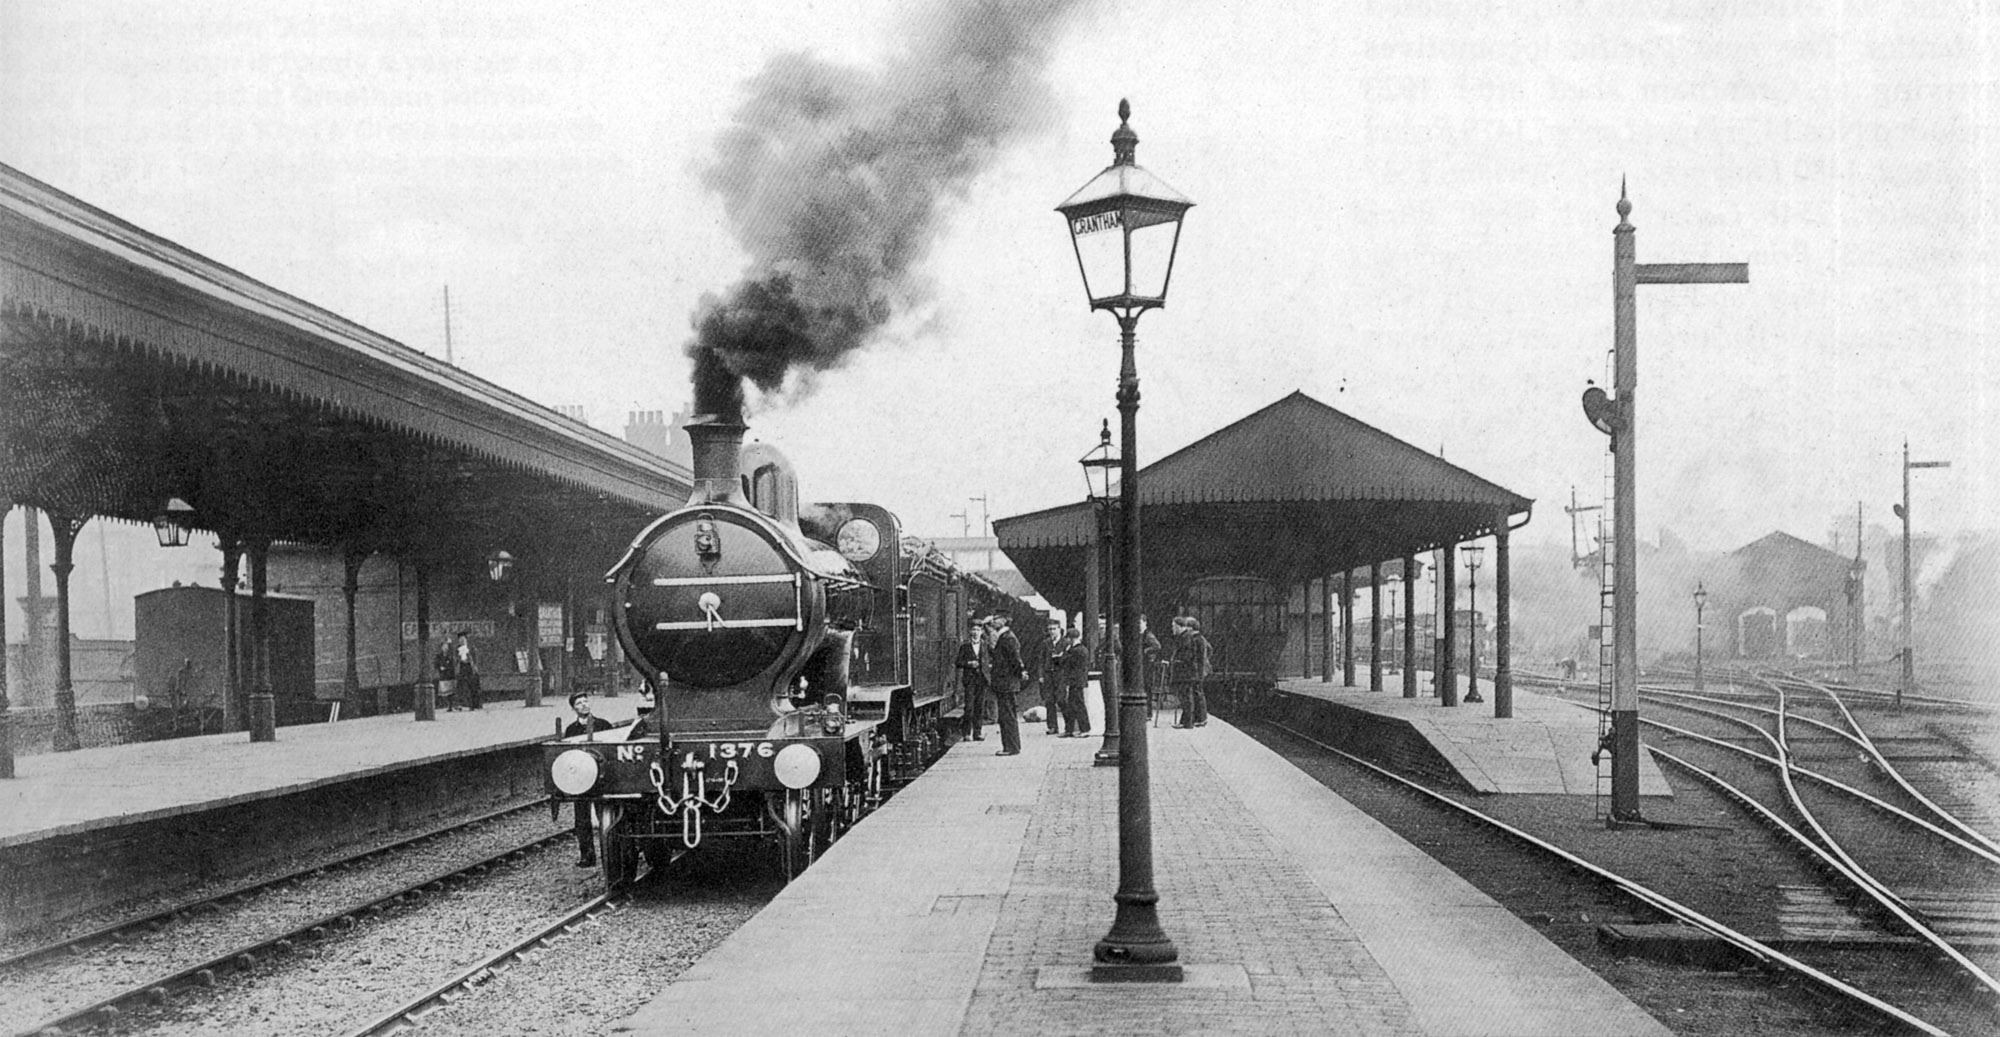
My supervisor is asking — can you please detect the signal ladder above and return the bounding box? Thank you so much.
[1592,358,1617,818]
[1593,482,1616,817]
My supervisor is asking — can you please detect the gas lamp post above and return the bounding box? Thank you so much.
[1080,420,1123,767]
[1058,98,1191,981]
[1464,544,1480,708]
[1693,582,1707,692]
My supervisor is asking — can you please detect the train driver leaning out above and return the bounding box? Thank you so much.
[564,692,617,867]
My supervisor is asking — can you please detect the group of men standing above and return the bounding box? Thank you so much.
[955,612,1028,755]
[956,610,1214,752]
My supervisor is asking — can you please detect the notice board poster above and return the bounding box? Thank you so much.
[538,603,564,648]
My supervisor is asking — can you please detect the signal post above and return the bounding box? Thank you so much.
[1603,184,1746,825]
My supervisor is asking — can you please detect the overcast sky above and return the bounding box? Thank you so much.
[3,0,1990,554]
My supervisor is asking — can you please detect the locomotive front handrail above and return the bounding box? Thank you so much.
[651,573,800,586]
[647,571,806,632]
[654,618,801,630]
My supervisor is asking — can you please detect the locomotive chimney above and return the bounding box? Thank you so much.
[685,414,749,506]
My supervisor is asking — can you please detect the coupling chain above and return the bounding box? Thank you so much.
[648,753,740,848]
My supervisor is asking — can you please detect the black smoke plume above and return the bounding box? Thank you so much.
[687,0,1088,419]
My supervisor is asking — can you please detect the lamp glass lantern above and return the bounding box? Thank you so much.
[1079,419,1121,501]
[1057,101,1194,319]
[153,497,195,548]
[486,549,516,582]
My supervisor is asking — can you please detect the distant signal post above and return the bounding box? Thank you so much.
[1604,185,1747,826]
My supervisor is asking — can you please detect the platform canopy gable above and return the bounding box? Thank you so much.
[995,391,1531,616]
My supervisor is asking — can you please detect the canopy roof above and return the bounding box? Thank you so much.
[0,163,689,567]
[995,391,1532,615]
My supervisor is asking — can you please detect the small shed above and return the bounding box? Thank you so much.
[1709,532,1861,661]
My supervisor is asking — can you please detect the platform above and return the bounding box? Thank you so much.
[1266,675,1674,797]
[0,704,578,848]
[617,717,1671,1036]
[0,703,593,934]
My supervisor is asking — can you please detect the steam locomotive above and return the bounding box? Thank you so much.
[543,417,1041,887]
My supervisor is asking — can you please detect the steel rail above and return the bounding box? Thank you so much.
[1522,673,2000,869]
[1258,717,1952,1037]
[1763,670,1996,713]
[1638,697,2000,1000]
[1637,694,2000,868]
[338,890,628,1037]
[0,798,553,974]
[1764,683,1907,916]
[1650,745,2000,1005]
[6,828,572,1037]
[1782,672,2000,859]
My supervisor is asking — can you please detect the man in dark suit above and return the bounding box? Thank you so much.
[1038,618,1067,735]
[1054,625,1091,737]
[563,692,617,866]
[986,614,1025,755]
[955,624,990,741]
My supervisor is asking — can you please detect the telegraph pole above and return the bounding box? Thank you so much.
[969,495,992,569]
[1604,184,1746,826]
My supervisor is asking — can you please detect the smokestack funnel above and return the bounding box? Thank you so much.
[686,416,749,506]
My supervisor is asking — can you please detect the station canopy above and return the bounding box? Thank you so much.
[995,391,1533,614]
[0,164,690,569]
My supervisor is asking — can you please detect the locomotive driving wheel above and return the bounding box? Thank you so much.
[594,804,641,891]
[779,789,817,882]
[850,757,885,824]
[815,785,842,846]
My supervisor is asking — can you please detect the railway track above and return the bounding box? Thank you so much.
[0,798,554,974]
[337,888,630,1037]
[1637,676,2000,983]
[1247,708,1980,1036]
[3,812,575,1037]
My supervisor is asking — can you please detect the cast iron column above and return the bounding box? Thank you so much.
[1094,313,1179,977]
[1440,543,1458,706]
[414,560,435,721]
[220,538,242,730]
[247,540,276,741]
[48,512,86,751]
[1402,555,1419,698]
[1300,580,1311,678]
[1317,576,1331,682]
[343,546,365,718]
[0,501,12,777]
[1494,517,1514,718]
[1368,562,1383,691]
[22,507,45,710]
[1341,573,1355,686]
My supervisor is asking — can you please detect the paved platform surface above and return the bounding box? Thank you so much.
[1273,676,1674,796]
[618,716,1672,1036]
[0,704,587,847]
